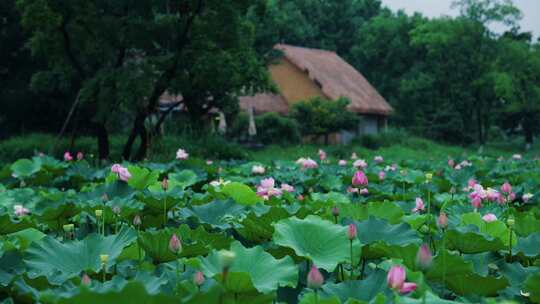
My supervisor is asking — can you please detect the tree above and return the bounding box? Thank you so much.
[493,39,540,146]
[17,0,269,161]
[290,97,359,144]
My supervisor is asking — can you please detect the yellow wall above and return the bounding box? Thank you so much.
[269,58,326,105]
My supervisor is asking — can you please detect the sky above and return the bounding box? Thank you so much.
[381,0,540,39]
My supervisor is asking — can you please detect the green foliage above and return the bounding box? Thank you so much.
[231,112,301,145]
[290,97,359,138]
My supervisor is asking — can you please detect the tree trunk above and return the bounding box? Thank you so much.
[134,124,149,161]
[524,117,534,147]
[123,112,145,160]
[96,123,110,160]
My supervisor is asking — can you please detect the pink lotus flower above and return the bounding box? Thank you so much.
[76,152,84,161]
[13,205,29,216]
[111,164,122,173]
[412,198,425,213]
[169,234,182,254]
[351,152,358,160]
[117,167,131,182]
[512,154,522,160]
[352,171,368,186]
[281,183,295,193]
[523,193,533,202]
[360,188,369,195]
[257,178,283,199]
[318,149,327,161]
[455,164,462,170]
[302,158,318,169]
[471,196,482,209]
[437,212,448,229]
[416,244,433,269]
[193,271,205,286]
[252,165,265,175]
[81,273,91,285]
[387,265,406,290]
[347,187,359,194]
[501,182,512,194]
[353,159,368,169]
[338,160,347,166]
[448,159,455,168]
[482,213,497,222]
[374,155,384,163]
[399,282,417,294]
[307,265,324,289]
[378,171,385,181]
[347,224,357,240]
[206,160,213,165]
[467,179,477,191]
[176,149,189,160]
[486,188,500,202]
[64,152,73,161]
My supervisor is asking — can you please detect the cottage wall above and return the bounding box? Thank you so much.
[269,58,326,105]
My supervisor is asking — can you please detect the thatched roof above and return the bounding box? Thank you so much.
[239,93,289,115]
[240,44,393,116]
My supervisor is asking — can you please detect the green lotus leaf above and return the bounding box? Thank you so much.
[444,225,505,254]
[10,159,41,178]
[461,212,516,246]
[213,272,276,303]
[0,214,34,235]
[339,201,403,224]
[24,227,137,284]
[514,232,540,257]
[221,182,262,205]
[397,291,464,303]
[180,200,246,229]
[169,170,199,190]
[3,228,45,251]
[237,206,292,243]
[524,273,540,303]
[34,202,79,231]
[137,188,184,215]
[0,251,25,287]
[299,293,341,304]
[273,215,359,271]
[200,241,298,293]
[514,211,540,236]
[127,166,160,190]
[498,262,540,297]
[321,269,387,302]
[311,192,350,205]
[348,217,421,246]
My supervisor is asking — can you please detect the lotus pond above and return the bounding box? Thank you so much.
[1,152,539,303]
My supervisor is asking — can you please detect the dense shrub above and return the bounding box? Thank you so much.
[230,112,300,145]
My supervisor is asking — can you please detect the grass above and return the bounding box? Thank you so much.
[1,131,538,165]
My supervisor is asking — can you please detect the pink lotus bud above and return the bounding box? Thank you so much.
[501,182,512,194]
[482,213,497,222]
[76,152,84,161]
[508,192,516,202]
[162,178,169,191]
[169,234,182,255]
[347,224,357,240]
[412,198,425,213]
[111,164,122,173]
[387,265,406,290]
[378,171,385,181]
[281,183,295,193]
[82,273,91,285]
[437,212,448,229]
[64,152,73,161]
[360,188,369,196]
[471,196,482,209]
[193,271,205,286]
[332,206,340,217]
[416,244,433,269]
[399,282,417,294]
[307,265,324,289]
[352,171,368,186]
[118,167,131,182]
[338,160,347,166]
[176,148,189,160]
[133,215,142,226]
[318,149,327,161]
[448,159,455,168]
[297,195,304,201]
[302,158,318,169]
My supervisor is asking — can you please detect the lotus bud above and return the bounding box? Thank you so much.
[133,215,142,226]
[162,178,169,191]
[95,209,103,218]
[437,212,448,229]
[387,265,406,290]
[100,254,109,265]
[425,173,433,182]
[63,224,74,232]
[482,213,497,222]
[331,206,340,217]
[77,152,84,161]
[219,250,236,269]
[193,271,205,286]
[307,265,324,289]
[347,224,357,241]
[416,244,433,270]
[112,206,121,215]
[81,273,91,285]
[506,217,515,227]
[501,182,512,194]
[399,282,417,294]
[420,225,429,234]
[168,234,182,255]
[352,171,368,186]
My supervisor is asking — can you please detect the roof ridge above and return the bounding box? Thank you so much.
[274,43,337,55]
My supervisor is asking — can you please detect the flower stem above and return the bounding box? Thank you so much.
[349,240,354,279]
[508,227,513,262]
[163,197,167,228]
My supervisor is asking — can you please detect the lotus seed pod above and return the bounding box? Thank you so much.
[95,209,103,218]
[219,250,236,268]
[100,254,109,264]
